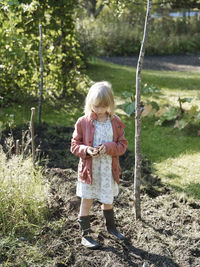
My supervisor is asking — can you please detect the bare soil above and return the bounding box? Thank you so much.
[2,124,199,267]
[45,167,200,267]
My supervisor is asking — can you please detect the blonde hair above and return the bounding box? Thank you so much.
[84,81,115,117]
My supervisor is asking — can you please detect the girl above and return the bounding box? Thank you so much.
[71,81,128,249]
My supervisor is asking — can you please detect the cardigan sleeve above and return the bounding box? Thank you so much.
[70,118,90,159]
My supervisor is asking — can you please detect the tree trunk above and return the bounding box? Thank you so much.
[134,0,152,220]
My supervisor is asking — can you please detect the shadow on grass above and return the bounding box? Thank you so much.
[165,173,182,180]
[87,59,200,93]
[170,183,200,200]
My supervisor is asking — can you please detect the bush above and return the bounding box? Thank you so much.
[76,17,143,58]
[0,147,49,236]
[76,15,200,58]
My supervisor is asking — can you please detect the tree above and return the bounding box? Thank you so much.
[168,0,200,9]
[134,0,152,220]
[78,0,108,18]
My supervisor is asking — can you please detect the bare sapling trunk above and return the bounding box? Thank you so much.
[30,107,35,166]
[38,24,43,125]
[134,0,152,220]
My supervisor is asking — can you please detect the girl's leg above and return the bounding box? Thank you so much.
[79,198,93,216]
[78,198,99,249]
[101,203,112,210]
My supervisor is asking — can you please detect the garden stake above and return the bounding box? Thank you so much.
[16,139,19,155]
[38,24,43,125]
[135,0,152,220]
[30,107,35,166]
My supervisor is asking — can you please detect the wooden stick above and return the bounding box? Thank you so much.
[16,139,19,155]
[30,107,35,165]
[38,24,43,125]
[134,0,152,220]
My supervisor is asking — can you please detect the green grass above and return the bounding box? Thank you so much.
[1,58,200,199]
[0,101,83,129]
[0,151,49,235]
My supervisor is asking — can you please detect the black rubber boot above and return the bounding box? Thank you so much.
[78,216,100,249]
[103,209,125,240]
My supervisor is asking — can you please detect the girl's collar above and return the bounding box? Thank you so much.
[89,111,113,121]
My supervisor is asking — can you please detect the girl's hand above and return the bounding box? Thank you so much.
[98,144,106,155]
[87,146,99,157]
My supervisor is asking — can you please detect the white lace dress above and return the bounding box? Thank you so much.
[76,118,119,204]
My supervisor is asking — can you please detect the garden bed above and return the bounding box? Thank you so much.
[0,123,200,266]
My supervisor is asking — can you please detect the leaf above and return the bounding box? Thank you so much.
[142,104,157,117]
[174,119,188,129]
[179,97,193,103]
[164,107,179,120]
[189,105,198,115]
[149,101,159,111]
[121,101,135,116]
[142,83,161,95]
[122,91,134,99]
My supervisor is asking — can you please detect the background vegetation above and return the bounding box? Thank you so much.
[76,0,200,58]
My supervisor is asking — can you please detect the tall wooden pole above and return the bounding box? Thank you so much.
[30,107,35,166]
[134,0,152,220]
[38,24,43,125]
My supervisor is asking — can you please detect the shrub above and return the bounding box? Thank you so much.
[76,15,200,58]
[76,17,143,58]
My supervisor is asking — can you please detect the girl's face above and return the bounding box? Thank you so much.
[92,104,109,118]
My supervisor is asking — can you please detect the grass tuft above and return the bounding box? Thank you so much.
[0,145,49,236]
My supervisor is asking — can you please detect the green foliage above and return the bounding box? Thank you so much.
[142,83,161,95]
[156,106,180,126]
[76,3,200,58]
[120,84,161,117]
[155,97,200,130]
[120,91,135,116]
[76,16,142,57]
[0,0,85,107]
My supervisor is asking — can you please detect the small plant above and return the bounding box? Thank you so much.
[142,83,161,95]
[120,91,136,116]
[120,84,161,117]
[155,97,200,130]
